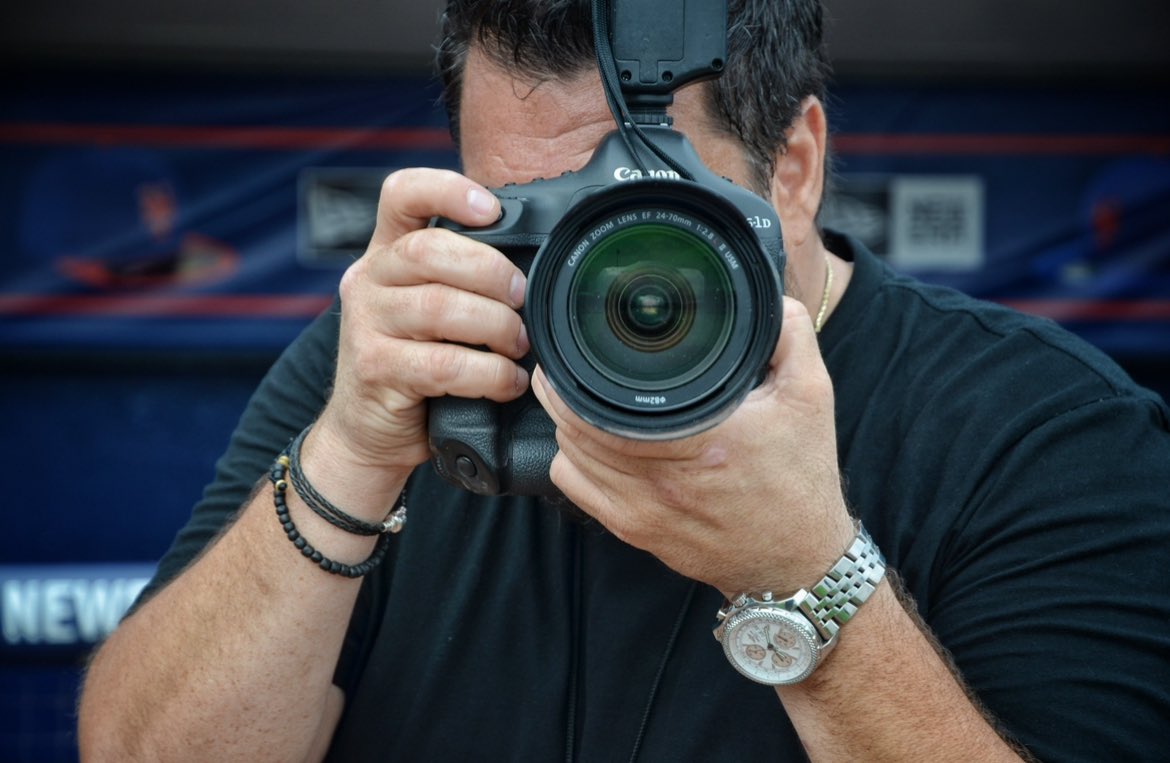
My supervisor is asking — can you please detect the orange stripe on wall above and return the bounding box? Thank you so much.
[999,300,1170,322]
[0,123,454,151]
[2,122,1169,156]
[0,294,334,318]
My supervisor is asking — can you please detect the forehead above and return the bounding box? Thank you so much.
[457,46,614,187]
[457,45,749,190]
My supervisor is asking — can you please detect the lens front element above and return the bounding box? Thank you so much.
[571,224,733,391]
[615,271,686,346]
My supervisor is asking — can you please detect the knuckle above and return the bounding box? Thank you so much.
[338,258,368,303]
[416,284,453,322]
[487,252,518,286]
[424,344,466,387]
[379,169,411,202]
[346,341,385,390]
[396,229,433,269]
[650,472,691,512]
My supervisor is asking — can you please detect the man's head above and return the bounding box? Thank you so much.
[436,0,832,195]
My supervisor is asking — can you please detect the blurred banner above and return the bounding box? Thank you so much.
[824,84,1170,356]
[2,74,1168,357]
[0,70,457,354]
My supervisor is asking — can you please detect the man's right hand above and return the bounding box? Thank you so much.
[307,168,531,512]
[77,169,531,761]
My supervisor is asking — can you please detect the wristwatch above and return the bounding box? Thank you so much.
[714,525,886,685]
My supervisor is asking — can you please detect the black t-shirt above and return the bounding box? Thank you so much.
[140,234,1170,761]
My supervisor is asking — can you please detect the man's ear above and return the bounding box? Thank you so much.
[769,96,827,249]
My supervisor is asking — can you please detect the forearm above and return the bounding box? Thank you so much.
[777,579,1031,763]
[78,453,407,761]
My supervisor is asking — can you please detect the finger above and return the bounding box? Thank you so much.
[776,295,819,360]
[546,448,622,528]
[531,368,679,468]
[379,337,529,403]
[373,283,528,360]
[370,227,526,310]
[529,367,580,436]
[768,296,831,388]
[370,168,500,247]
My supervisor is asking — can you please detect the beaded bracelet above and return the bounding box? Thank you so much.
[269,452,406,578]
[286,426,407,535]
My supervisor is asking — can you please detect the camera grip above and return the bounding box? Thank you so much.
[428,395,559,496]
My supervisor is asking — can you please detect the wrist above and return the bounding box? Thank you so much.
[726,501,858,600]
[300,422,413,525]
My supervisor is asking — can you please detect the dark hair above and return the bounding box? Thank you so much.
[436,0,832,193]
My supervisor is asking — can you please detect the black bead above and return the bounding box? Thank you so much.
[270,434,397,579]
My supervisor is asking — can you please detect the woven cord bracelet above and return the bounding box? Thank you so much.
[286,426,407,535]
[268,434,407,578]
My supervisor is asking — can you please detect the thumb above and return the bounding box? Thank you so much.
[369,168,501,247]
[769,296,831,393]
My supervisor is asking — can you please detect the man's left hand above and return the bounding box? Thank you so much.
[531,296,858,596]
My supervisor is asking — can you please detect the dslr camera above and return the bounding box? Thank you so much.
[428,0,784,495]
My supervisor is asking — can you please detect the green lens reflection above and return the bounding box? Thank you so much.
[570,223,734,391]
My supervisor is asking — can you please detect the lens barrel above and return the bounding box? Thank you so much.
[526,179,781,440]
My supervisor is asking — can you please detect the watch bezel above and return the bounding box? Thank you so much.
[720,603,824,686]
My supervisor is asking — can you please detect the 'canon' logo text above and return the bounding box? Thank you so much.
[614,167,681,181]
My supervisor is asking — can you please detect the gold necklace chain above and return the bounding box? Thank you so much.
[814,253,834,334]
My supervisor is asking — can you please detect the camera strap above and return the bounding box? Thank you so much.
[562,522,700,763]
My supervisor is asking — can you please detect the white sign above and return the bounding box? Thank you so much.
[0,565,154,648]
[889,175,985,271]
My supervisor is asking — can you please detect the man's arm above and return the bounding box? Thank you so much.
[776,577,1033,762]
[79,465,396,761]
[78,168,528,761]
[531,298,1031,762]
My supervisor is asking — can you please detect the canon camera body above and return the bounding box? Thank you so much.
[428,0,784,496]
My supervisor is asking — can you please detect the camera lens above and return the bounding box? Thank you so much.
[526,180,782,440]
[570,224,732,391]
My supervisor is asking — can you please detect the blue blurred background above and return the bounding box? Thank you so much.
[2,1,1168,760]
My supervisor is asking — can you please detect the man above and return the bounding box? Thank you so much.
[79,1,1170,760]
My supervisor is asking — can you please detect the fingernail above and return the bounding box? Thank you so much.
[517,322,530,355]
[515,366,530,393]
[510,273,526,307]
[467,188,497,218]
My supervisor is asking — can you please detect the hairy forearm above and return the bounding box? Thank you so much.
[777,579,1033,763]
[77,474,392,762]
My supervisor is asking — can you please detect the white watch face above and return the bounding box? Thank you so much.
[722,607,820,685]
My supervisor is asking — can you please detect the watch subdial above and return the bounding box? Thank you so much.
[772,629,798,650]
[771,649,795,668]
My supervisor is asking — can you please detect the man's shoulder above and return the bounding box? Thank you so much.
[830,236,1156,415]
